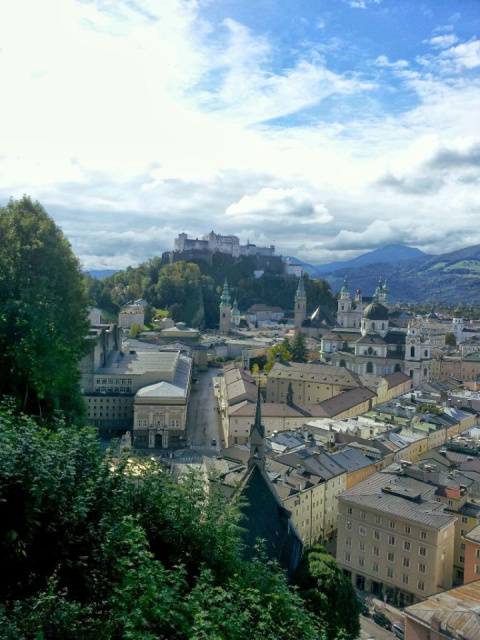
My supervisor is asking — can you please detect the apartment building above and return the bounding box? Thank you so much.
[337,473,456,607]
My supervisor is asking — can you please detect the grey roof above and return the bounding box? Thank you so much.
[339,473,456,529]
[135,355,191,399]
[330,448,376,473]
[405,581,480,640]
[96,349,181,376]
[464,523,480,543]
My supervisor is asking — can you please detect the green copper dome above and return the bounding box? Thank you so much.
[341,276,349,294]
[220,279,231,307]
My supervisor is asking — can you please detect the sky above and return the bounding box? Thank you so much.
[1,0,480,269]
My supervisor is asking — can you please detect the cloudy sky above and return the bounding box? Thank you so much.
[1,0,479,269]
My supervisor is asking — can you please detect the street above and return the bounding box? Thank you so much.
[360,615,396,640]
[185,367,223,450]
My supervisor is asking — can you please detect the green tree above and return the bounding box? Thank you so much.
[0,406,325,639]
[129,322,144,338]
[0,197,89,422]
[291,331,308,363]
[252,363,260,375]
[264,341,293,373]
[445,331,456,346]
[295,545,360,640]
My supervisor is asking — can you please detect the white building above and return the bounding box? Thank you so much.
[174,230,275,258]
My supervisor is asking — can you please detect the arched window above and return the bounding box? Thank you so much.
[424,368,428,377]
[366,362,373,374]
[410,346,415,357]
[394,364,402,372]
[424,350,428,357]
[343,341,349,351]
[372,322,375,330]
[382,322,385,330]
[409,370,414,378]
[340,359,346,368]
[367,346,374,356]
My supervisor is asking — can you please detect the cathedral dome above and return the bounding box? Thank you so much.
[363,302,389,321]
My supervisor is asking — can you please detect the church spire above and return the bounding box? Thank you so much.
[249,385,265,470]
[295,274,306,298]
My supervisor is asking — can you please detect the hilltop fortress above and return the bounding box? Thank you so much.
[174,230,275,258]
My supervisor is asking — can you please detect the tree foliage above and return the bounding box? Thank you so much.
[264,339,293,373]
[291,332,309,363]
[0,197,89,422]
[445,331,456,346]
[128,322,144,338]
[0,406,325,639]
[295,545,360,640]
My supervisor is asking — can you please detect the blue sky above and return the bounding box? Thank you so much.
[0,0,479,268]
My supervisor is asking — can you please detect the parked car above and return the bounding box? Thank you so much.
[392,622,405,639]
[373,610,391,630]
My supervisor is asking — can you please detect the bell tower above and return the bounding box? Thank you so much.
[219,279,231,335]
[294,275,307,332]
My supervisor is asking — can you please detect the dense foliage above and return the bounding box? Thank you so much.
[0,197,89,422]
[86,252,334,330]
[0,407,325,639]
[295,545,361,640]
[291,332,309,363]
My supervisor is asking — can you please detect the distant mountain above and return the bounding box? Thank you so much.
[314,244,426,276]
[325,244,480,305]
[87,269,118,280]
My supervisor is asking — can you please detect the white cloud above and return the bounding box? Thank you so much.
[440,39,480,69]
[225,188,333,224]
[374,55,409,69]
[424,34,459,49]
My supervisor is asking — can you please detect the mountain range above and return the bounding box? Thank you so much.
[301,244,480,305]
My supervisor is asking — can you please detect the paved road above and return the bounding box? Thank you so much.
[186,368,223,449]
[360,615,396,640]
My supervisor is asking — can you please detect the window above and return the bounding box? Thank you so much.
[345,537,352,546]
[476,550,480,558]
[345,552,351,562]
[402,574,409,585]
[347,507,353,515]
[448,500,454,506]
[388,535,395,546]
[387,552,395,562]
[372,562,379,572]
[419,547,427,557]
[418,580,425,591]
[418,563,426,573]
[386,568,394,579]
[404,541,411,551]
[373,547,380,557]
[461,529,467,536]
[476,565,480,575]
[138,419,148,428]
[346,521,352,530]
[403,557,410,568]
[460,543,466,551]
[359,526,366,536]
[375,516,381,525]
[404,526,411,535]
[389,521,396,529]
[171,419,180,428]
[360,510,366,520]
[358,557,365,567]
[358,541,365,551]
[373,530,380,541]
[460,556,465,564]
[420,531,427,540]
[461,516,468,524]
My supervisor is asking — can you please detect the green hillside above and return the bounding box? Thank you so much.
[326,244,480,305]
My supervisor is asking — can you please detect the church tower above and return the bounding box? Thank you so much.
[294,275,307,332]
[249,386,265,471]
[405,319,430,386]
[337,277,353,327]
[219,279,232,335]
[452,309,464,343]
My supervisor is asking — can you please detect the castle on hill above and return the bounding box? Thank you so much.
[174,230,275,258]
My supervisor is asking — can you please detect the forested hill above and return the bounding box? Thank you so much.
[326,244,480,305]
[85,252,334,329]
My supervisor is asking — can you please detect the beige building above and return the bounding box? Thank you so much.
[118,306,145,330]
[132,353,192,449]
[81,324,192,439]
[337,472,456,607]
[430,353,480,382]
